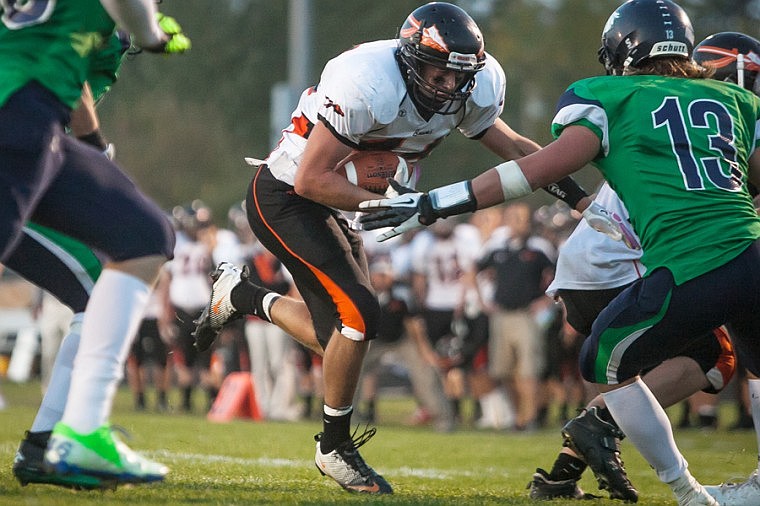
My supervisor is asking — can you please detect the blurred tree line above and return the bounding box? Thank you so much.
[98,0,760,222]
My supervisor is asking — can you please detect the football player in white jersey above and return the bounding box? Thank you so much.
[190,2,545,494]
[410,218,478,425]
[192,2,620,495]
[164,203,215,412]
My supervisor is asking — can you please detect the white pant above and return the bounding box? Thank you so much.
[245,319,301,421]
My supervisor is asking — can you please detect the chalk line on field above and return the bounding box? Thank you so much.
[154,451,499,480]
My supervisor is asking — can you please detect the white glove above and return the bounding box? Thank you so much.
[359,180,436,242]
[103,143,115,160]
[582,201,641,250]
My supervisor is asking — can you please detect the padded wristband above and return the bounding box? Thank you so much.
[494,160,532,201]
[429,180,478,218]
[542,177,588,209]
[77,129,108,151]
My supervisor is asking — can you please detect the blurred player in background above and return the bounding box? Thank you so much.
[126,280,171,413]
[165,202,216,412]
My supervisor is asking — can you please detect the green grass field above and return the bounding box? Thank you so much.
[0,381,756,505]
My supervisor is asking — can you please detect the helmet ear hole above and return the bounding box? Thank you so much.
[597,47,616,75]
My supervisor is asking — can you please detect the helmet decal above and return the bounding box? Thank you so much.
[696,45,760,73]
[400,15,449,54]
[648,41,689,58]
[695,32,760,94]
[420,25,449,54]
[448,51,480,69]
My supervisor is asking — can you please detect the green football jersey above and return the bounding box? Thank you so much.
[0,0,116,109]
[552,75,760,285]
[88,31,127,102]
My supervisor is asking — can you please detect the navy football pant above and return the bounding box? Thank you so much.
[0,82,174,266]
[581,239,760,383]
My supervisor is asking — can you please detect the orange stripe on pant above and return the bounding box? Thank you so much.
[249,166,367,341]
[709,325,736,391]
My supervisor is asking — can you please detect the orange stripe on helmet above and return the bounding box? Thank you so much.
[704,55,740,69]
[696,45,738,58]
[697,45,760,71]
[400,15,421,39]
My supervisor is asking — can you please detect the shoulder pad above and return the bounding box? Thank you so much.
[320,41,407,125]
[469,53,506,109]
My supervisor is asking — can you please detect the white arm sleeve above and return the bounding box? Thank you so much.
[99,0,164,49]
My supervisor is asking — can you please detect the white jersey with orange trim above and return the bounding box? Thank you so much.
[412,227,479,311]
[546,182,645,296]
[166,239,213,312]
[265,39,506,186]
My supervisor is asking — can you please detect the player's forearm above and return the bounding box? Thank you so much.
[70,84,100,138]
[295,170,381,211]
[541,176,591,212]
[470,165,530,209]
[99,0,165,49]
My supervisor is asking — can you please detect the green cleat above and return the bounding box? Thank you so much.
[44,423,168,485]
[13,430,109,490]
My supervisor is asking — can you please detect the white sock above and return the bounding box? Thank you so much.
[602,378,688,483]
[323,404,352,417]
[747,378,760,470]
[478,391,495,425]
[61,271,150,433]
[492,388,516,429]
[668,468,701,500]
[31,313,83,432]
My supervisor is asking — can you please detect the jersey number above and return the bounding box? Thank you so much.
[652,96,743,192]
[1,0,55,29]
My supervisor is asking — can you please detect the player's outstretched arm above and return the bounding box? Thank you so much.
[99,0,190,54]
[360,125,601,242]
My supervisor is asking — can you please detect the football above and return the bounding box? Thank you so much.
[335,151,409,194]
